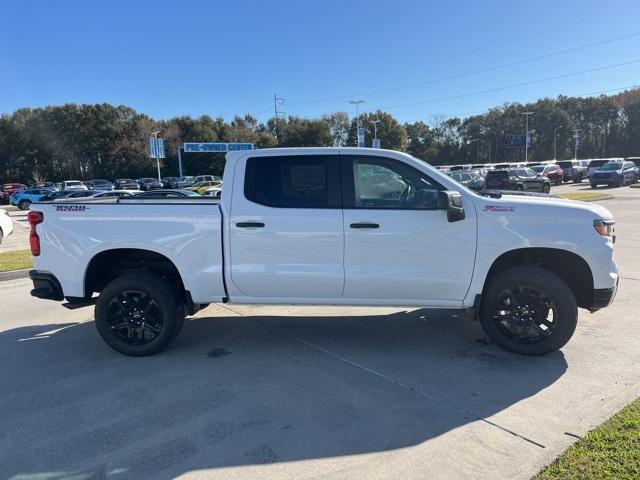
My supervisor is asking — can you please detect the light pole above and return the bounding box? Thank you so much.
[554,126,562,160]
[522,112,534,163]
[573,129,582,160]
[151,130,162,181]
[370,118,382,148]
[349,100,366,147]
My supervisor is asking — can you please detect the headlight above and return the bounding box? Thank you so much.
[594,218,615,238]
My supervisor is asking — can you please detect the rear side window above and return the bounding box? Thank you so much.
[245,155,340,208]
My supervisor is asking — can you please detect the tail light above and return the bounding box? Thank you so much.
[28,211,44,256]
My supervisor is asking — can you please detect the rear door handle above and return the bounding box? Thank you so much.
[350,222,379,229]
[236,222,265,228]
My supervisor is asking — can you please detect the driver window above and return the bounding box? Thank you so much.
[351,157,442,209]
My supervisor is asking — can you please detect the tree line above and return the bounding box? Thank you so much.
[2,88,640,183]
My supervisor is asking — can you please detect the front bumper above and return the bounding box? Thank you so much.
[591,279,619,312]
[29,270,64,301]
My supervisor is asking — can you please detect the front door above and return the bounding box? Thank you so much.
[341,154,477,304]
[228,153,344,299]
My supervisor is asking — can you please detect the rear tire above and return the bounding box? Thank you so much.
[94,273,184,356]
[573,174,583,183]
[590,183,597,189]
[0,228,3,245]
[480,266,578,355]
[515,184,524,191]
[555,177,561,186]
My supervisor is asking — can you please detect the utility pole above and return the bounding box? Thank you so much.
[273,94,285,143]
[573,129,582,160]
[522,112,534,163]
[370,118,382,148]
[554,126,562,160]
[349,99,366,147]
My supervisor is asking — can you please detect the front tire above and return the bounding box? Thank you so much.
[480,266,578,355]
[18,200,31,210]
[542,183,550,194]
[590,183,597,189]
[555,177,561,186]
[94,273,184,356]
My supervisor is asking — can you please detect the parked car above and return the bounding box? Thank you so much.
[556,160,587,183]
[133,189,202,198]
[0,209,13,245]
[137,178,163,191]
[485,169,551,193]
[587,159,622,178]
[160,177,182,189]
[29,147,618,358]
[530,164,563,185]
[448,171,484,191]
[64,190,99,199]
[89,179,114,191]
[177,176,196,187]
[39,191,74,202]
[3,183,27,200]
[114,179,141,190]
[62,180,88,192]
[193,175,222,183]
[186,180,222,195]
[34,182,59,191]
[590,161,639,188]
[10,188,53,210]
[203,185,222,198]
[90,190,136,199]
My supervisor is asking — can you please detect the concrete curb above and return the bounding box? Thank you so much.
[0,268,30,282]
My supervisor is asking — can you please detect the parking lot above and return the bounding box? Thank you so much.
[0,186,637,479]
[0,209,28,253]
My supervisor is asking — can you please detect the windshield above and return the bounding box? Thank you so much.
[530,165,544,173]
[65,181,81,186]
[93,180,109,184]
[600,163,623,171]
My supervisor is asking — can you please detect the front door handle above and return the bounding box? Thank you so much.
[236,222,265,228]
[350,222,380,229]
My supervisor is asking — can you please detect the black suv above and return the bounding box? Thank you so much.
[485,169,551,193]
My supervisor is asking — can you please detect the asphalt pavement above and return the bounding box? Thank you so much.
[0,189,639,479]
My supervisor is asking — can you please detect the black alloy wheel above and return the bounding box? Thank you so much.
[95,272,184,356]
[479,266,578,355]
[106,290,163,345]
[490,286,557,344]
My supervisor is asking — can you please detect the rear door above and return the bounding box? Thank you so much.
[341,154,476,304]
[228,153,344,299]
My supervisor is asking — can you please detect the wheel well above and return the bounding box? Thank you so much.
[85,249,185,298]
[484,248,594,309]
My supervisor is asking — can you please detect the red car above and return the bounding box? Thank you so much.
[2,183,26,203]
[531,164,563,185]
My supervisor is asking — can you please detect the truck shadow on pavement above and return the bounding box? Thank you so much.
[0,309,567,479]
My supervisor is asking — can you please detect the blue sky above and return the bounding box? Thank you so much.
[1,0,640,123]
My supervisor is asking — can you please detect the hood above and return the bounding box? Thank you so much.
[479,193,613,221]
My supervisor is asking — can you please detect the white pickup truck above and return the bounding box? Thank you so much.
[28,147,618,356]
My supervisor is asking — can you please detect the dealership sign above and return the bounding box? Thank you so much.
[183,142,254,153]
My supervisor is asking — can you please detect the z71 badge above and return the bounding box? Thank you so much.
[56,205,90,212]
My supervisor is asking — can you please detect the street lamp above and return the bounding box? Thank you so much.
[370,118,382,148]
[151,130,162,181]
[349,100,366,147]
[521,112,534,163]
[554,126,562,160]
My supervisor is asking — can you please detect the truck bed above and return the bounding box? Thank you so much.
[31,198,226,303]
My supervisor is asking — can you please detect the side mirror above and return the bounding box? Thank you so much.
[437,190,465,222]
